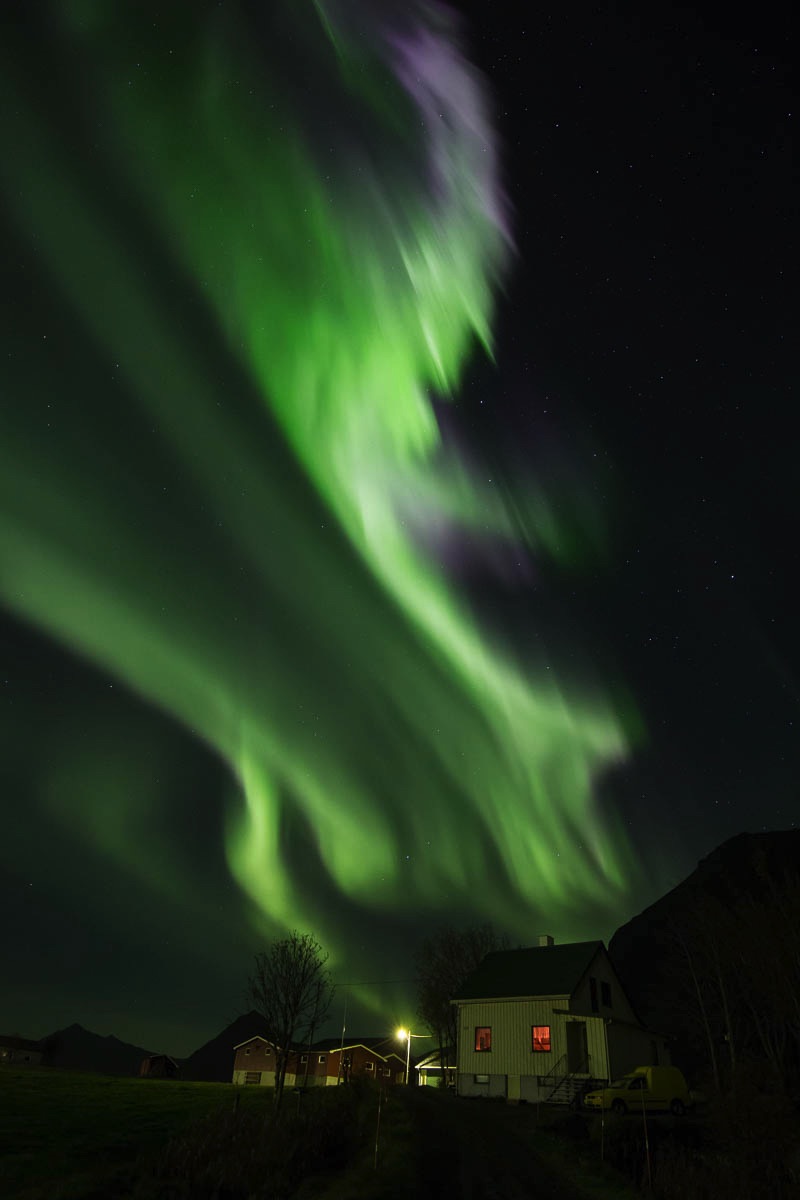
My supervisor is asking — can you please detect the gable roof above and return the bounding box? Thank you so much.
[233,1035,275,1051]
[0,1035,42,1052]
[454,941,605,1000]
[415,1048,456,1070]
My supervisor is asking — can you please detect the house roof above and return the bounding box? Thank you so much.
[453,941,605,1000]
[0,1035,42,1052]
[233,1034,406,1061]
[233,1035,275,1051]
[415,1048,456,1070]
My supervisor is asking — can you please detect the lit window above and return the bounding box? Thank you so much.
[532,1026,551,1053]
[474,1027,492,1052]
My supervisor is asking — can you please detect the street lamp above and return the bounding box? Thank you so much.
[396,1028,411,1084]
[396,1028,429,1085]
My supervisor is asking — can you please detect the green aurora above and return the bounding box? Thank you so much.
[0,1,641,1019]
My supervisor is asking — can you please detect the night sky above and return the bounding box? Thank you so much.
[0,0,794,1058]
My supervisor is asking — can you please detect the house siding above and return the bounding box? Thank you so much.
[607,1022,671,1076]
[457,996,613,1098]
[232,1039,405,1088]
[0,1043,42,1067]
[571,950,639,1024]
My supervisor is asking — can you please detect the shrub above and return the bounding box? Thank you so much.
[132,1084,364,1200]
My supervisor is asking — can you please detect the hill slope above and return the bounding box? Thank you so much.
[609,829,800,1067]
[181,1011,268,1082]
[42,1023,156,1075]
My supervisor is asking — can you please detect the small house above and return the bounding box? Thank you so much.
[303,1038,406,1086]
[453,935,670,1104]
[0,1035,43,1067]
[139,1053,180,1079]
[415,1047,456,1088]
[232,1036,279,1087]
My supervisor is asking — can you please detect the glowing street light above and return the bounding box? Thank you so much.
[396,1027,429,1085]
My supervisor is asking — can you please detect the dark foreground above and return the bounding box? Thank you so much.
[0,1067,634,1200]
[10,1066,798,1199]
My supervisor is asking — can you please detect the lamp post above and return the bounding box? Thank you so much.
[397,1028,411,1085]
[396,1028,430,1085]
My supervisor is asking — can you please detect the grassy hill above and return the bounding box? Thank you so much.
[0,1066,267,1199]
[0,1067,637,1200]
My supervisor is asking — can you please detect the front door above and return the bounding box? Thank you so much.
[566,1021,588,1073]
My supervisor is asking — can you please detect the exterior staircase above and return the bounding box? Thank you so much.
[544,1072,607,1107]
[539,1052,607,1107]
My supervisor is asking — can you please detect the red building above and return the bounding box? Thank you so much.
[232,1035,406,1088]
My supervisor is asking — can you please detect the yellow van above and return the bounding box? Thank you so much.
[584,1066,691,1116]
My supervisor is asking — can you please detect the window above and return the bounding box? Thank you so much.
[474,1073,489,1084]
[474,1027,492,1052]
[264,1047,272,1056]
[532,1026,551,1053]
[245,1048,251,1056]
[628,1076,646,1091]
[244,1071,261,1085]
[601,981,612,1008]
[318,1055,327,1064]
[382,1068,391,1077]
[300,1054,308,1063]
[365,1061,374,1071]
[590,976,599,1013]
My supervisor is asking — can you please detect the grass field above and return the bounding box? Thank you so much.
[0,1065,643,1200]
[0,1066,271,1199]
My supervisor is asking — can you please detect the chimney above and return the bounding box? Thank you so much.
[537,934,554,947]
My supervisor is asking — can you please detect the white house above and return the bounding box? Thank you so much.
[414,1047,456,1088]
[453,935,670,1104]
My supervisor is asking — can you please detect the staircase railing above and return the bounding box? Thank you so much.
[537,1052,568,1091]
[541,1052,597,1104]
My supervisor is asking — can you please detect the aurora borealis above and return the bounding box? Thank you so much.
[1,0,794,1054]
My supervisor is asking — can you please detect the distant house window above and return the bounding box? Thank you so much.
[532,1026,551,1053]
[474,1027,492,1052]
[590,977,599,1013]
[474,1074,489,1084]
[244,1071,261,1085]
[300,1054,308,1063]
[318,1055,327,1064]
[383,1068,391,1077]
[601,981,612,1008]
[245,1048,251,1056]
[365,1062,374,1071]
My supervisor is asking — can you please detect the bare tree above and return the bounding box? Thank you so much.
[245,931,334,1110]
[666,871,800,1092]
[415,924,509,1085]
